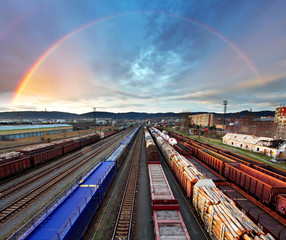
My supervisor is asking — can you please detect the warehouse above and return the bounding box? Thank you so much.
[222,133,286,160]
[0,124,73,140]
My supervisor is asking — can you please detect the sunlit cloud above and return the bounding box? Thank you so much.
[1,1,286,113]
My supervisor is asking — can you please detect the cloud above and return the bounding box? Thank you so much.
[231,74,286,92]
[1,1,286,113]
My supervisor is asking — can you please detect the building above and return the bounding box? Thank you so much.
[222,133,286,160]
[0,124,73,140]
[189,113,213,127]
[275,105,286,139]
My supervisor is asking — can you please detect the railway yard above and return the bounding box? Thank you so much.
[1,125,286,239]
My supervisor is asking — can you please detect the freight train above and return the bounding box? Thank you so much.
[163,130,286,214]
[9,126,140,240]
[167,130,286,178]
[144,127,160,163]
[149,127,275,240]
[144,128,191,240]
[0,129,122,180]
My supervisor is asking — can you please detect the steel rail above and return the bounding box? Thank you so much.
[111,129,142,240]
[0,134,122,200]
[0,130,132,225]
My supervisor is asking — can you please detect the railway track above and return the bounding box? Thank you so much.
[0,134,123,200]
[111,129,142,240]
[0,131,130,224]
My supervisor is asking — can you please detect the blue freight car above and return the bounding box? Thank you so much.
[10,126,140,240]
[24,161,116,240]
[107,126,139,168]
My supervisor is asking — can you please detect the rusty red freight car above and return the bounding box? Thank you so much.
[0,156,32,179]
[62,141,81,154]
[79,137,92,147]
[224,162,286,205]
[19,143,55,155]
[222,152,253,166]
[277,194,286,215]
[197,149,236,174]
[32,147,63,166]
[104,129,119,138]
[183,142,198,156]
[90,134,100,143]
[173,142,193,158]
[0,133,101,180]
[253,164,286,182]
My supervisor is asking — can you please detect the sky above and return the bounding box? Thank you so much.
[0,0,286,114]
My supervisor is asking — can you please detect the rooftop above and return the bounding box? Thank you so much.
[0,124,72,132]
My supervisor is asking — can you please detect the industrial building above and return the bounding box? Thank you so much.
[222,133,286,160]
[189,113,213,127]
[0,124,73,140]
[275,104,286,139]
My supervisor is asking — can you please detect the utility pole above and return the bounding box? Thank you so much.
[93,107,96,133]
[222,100,228,131]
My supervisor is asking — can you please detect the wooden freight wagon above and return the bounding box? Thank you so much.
[224,162,286,205]
[170,156,198,198]
[197,149,235,174]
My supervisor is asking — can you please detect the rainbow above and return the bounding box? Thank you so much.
[12,11,262,104]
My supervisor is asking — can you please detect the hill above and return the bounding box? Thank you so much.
[0,110,275,121]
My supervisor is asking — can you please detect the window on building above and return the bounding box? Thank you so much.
[257,147,260,151]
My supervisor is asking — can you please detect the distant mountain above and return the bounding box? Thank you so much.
[0,110,275,121]
[215,110,275,119]
[0,111,78,120]
[0,111,180,120]
[80,112,180,120]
